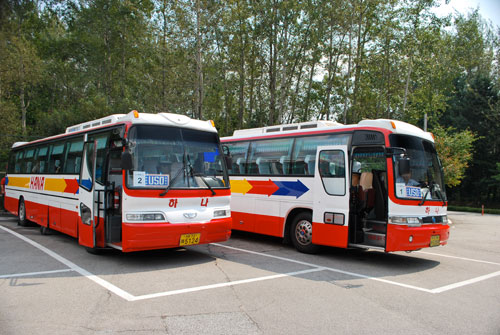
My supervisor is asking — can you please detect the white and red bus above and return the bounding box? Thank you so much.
[222,119,449,253]
[4,111,232,253]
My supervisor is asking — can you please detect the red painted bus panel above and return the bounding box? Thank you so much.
[231,211,284,237]
[121,217,232,252]
[311,222,349,248]
[386,223,449,252]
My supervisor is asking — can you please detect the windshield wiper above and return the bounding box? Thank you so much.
[434,186,446,206]
[186,159,216,196]
[159,164,185,197]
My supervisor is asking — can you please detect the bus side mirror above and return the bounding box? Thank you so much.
[224,155,233,169]
[399,157,411,175]
[121,151,134,170]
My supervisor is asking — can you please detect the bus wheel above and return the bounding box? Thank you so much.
[18,198,28,226]
[85,247,103,255]
[290,212,320,254]
[40,225,50,235]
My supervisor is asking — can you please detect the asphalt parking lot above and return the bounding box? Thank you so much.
[1,211,499,335]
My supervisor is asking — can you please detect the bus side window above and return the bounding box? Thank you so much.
[304,155,315,175]
[256,157,271,174]
[280,156,290,175]
[48,142,67,174]
[64,138,83,174]
[15,151,24,173]
[224,141,249,175]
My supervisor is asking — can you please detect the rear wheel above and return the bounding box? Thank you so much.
[290,212,320,254]
[18,198,28,226]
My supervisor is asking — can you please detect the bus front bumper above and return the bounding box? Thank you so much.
[121,218,232,252]
[385,223,450,252]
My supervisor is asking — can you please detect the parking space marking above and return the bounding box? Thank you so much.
[2,223,499,301]
[0,225,135,301]
[131,267,325,301]
[212,243,500,294]
[416,250,500,266]
[0,269,74,279]
[212,243,434,293]
[430,270,500,294]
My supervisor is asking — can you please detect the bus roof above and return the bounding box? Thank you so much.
[223,119,433,142]
[12,111,218,149]
[65,111,217,134]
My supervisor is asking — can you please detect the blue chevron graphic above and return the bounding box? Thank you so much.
[272,180,309,198]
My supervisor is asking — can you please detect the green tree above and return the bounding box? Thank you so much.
[432,126,476,188]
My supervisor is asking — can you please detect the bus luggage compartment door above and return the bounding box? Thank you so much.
[311,145,350,248]
[78,140,98,248]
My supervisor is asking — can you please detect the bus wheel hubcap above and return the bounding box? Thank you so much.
[295,220,312,246]
[20,203,25,220]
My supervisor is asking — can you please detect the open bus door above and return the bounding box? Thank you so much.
[78,140,98,249]
[312,145,350,248]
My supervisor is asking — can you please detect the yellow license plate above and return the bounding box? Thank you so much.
[179,233,201,246]
[430,235,440,247]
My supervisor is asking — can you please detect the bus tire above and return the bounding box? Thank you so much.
[40,225,50,235]
[290,211,320,254]
[85,247,103,255]
[18,198,28,226]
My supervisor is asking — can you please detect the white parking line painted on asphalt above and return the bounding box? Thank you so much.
[2,223,499,302]
[416,250,500,266]
[211,243,434,293]
[0,269,74,279]
[430,270,500,294]
[211,243,500,294]
[130,267,326,301]
[0,225,135,301]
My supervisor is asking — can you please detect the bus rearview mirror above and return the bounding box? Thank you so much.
[399,157,411,176]
[121,151,134,170]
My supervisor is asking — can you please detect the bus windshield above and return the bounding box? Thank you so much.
[389,134,446,202]
[126,125,229,190]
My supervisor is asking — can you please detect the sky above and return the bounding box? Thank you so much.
[433,0,500,28]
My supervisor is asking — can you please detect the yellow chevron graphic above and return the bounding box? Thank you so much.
[7,177,30,188]
[230,179,252,195]
[44,178,67,192]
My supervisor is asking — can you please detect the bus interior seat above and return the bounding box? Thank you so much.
[292,160,306,175]
[236,157,245,174]
[75,157,81,173]
[256,157,271,174]
[357,172,375,211]
[304,155,315,175]
[359,172,373,190]
[271,162,281,175]
[280,156,290,175]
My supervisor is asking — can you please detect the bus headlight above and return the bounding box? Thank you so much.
[389,216,421,227]
[126,213,166,221]
[214,209,230,218]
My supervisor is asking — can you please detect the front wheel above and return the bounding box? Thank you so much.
[18,198,28,226]
[290,212,320,254]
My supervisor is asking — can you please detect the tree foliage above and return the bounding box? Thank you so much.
[432,126,476,188]
[0,0,499,205]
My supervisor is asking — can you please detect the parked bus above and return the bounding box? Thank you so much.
[222,119,449,253]
[4,111,232,253]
